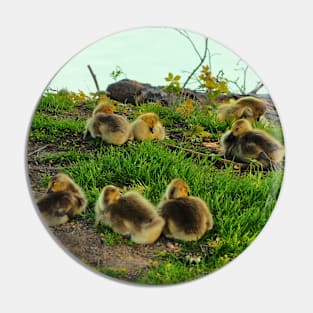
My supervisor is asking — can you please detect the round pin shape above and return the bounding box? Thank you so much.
[27,27,284,285]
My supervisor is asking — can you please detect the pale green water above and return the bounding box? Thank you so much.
[49,27,268,94]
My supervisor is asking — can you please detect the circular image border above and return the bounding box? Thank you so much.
[26,26,285,285]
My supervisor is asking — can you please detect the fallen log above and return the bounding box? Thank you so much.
[106,79,280,123]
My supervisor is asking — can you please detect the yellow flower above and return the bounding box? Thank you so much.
[165,263,172,269]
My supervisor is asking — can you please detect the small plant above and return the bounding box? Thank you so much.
[96,225,134,246]
[57,88,70,96]
[68,90,89,104]
[176,99,195,118]
[100,267,127,279]
[189,125,211,141]
[163,72,182,94]
[110,65,125,81]
[198,65,229,103]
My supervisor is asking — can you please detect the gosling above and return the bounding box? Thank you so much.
[130,112,165,141]
[36,173,87,226]
[220,118,284,169]
[157,179,213,241]
[217,96,267,122]
[84,103,131,145]
[95,185,165,244]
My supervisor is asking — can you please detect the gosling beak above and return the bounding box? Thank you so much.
[47,188,52,193]
[256,116,260,122]
[150,127,155,133]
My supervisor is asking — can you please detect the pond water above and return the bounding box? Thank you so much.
[48,27,268,94]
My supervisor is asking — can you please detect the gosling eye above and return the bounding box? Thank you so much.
[169,188,175,198]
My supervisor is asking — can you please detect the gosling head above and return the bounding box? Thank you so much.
[231,119,253,137]
[140,113,159,133]
[101,185,122,206]
[166,179,189,199]
[47,173,75,193]
[240,107,254,120]
[94,102,114,115]
[237,96,267,121]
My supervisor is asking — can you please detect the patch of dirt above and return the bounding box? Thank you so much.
[50,220,181,281]
[70,103,93,117]
[27,132,100,193]
[27,141,61,193]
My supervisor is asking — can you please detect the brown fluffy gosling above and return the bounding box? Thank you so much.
[95,185,165,244]
[217,96,267,122]
[157,179,213,241]
[36,173,87,226]
[220,118,284,169]
[130,112,165,141]
[84,103,131,145]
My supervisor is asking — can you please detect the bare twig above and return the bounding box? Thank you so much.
[175,29,209,90]
[87,65,100,93]
[175,29,202,59]
[240,65,248,93]
[28,165,53,172]
[181,70,202,87]
[160,142,250,170]
[206,48,220,72]
[248,82,264,95]
[28,144,51,156]
[182,38,208,89]
[161,142,212,157]
[228,77,243,94]
[228,60,249,94]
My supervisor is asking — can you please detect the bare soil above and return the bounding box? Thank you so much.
[50,220,181,281]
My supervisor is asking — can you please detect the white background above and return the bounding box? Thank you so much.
[1,1,312,312]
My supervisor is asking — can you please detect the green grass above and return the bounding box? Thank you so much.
[37,150,93,164]
[36,91,75,114]
[138,261,208,285]
[99,267,128,279]
[96,225,134,246]
[29,113,85,142]
[133,102,231,140]
[28,90,284,285]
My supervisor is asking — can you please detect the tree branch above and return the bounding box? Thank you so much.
[248,82,264,94]
[175,29,202,59]
[228,77,244,94]
[206,48,220,72]
[87,65,100,93]
[182,38,208,89]
[160,142,251,170]
[28,144,51,156]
